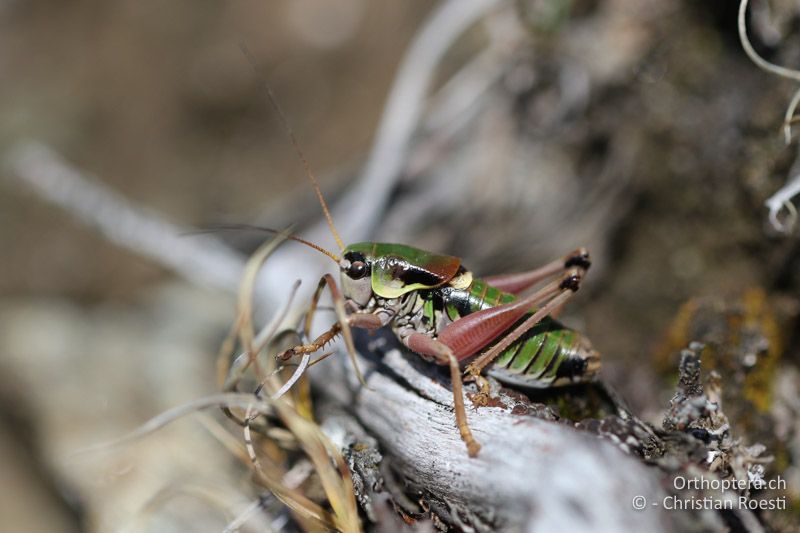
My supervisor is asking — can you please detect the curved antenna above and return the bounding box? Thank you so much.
[269,231,342,263]
[239,43,346,252]
[189,224,341,263]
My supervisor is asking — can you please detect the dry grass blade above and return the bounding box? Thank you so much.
[236,229,294,382]
[271,352,312,401]
[271,400,360,532]
[222,496,276,533]
[68,393,276,457]
[738,0,800,233]
[229,234,361,532]
[216,229,295,393]
[766,179,800,232]
[783,87,800,144]
[120,483,244,533]
[195,412,251,464]
[219,279,302,392]
[68,387,340,529]
[738,0,800,83]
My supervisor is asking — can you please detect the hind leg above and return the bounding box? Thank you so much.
[483,248,590,294]
[400,331,481,457]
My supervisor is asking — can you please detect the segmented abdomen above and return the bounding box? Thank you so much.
[488,320,592,387]
[427,278,596,387]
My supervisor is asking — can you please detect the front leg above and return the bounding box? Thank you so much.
[278,322,341,361]
[279,312,383,360]
[280,274,382,387]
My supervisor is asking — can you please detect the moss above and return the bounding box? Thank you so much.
[739,289,782,414]
[656,288,786,441]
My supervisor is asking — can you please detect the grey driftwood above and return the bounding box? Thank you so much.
[312,331,678,532]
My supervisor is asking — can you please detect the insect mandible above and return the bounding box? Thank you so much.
[258,76,601,458]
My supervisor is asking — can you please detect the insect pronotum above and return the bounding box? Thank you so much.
[253,58,601,458]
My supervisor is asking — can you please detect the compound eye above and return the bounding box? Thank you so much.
[348,260,368,280]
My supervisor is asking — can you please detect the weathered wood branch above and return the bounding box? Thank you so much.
[311,331,684,532]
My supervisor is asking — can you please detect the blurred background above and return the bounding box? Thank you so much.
[1,0,800,531]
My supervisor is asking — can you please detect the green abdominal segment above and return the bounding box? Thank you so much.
[488,320,579,387]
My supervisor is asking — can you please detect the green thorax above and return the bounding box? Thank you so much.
[451,278,516,316]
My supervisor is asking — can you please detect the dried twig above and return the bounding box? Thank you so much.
[322,0,508,243]
[738,0,800,233]
[6,142,248,290]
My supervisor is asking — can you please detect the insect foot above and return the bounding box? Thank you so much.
[559,270,583,292]
[466,439,481,458]
[277,347,298,361]
[467,375,495,409]
[278,322,342,361]
[564,247,591,270]
[464,364,484,382]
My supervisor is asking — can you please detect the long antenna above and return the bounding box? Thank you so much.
[189,224,341,263]
[239,43,346,252]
